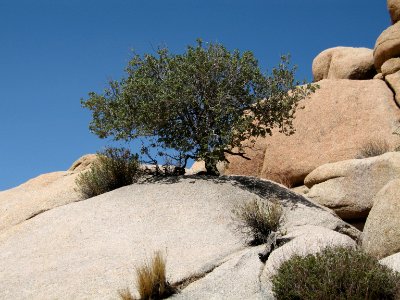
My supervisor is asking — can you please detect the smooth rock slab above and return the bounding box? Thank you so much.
[225,80,400,186]
[363,179,400,259]
[0,176,358,299]
[304,152,400,220]
[380,252,400,273]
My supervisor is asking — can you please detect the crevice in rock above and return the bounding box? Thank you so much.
[25,209,48,221]
[383,78,399,109]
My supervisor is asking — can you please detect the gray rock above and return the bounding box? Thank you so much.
[380,252,400,273]
[363,178,400,259]
[0,176,358,299]
[304,152,400,220]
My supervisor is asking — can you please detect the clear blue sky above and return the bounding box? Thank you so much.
[0,0,390,190]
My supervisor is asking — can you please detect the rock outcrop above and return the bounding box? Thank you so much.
[381,58,400,76]
[0,176,359,299]
[362,178,400,259]
[312,47,375,81]
[225,79,400,186]
[0,154,95,232]
[374,22,400,71]
[380,252,400,273]
[386,71,400,106]
[388,0,400,24]
[303,152,400,220]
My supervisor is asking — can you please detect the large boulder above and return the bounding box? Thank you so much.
[225,80,400,186]
[0,154,95,232]
[381,57,400,76]
[385,71,400,106]
[0,176,359,299]
[374,22,400,71]
[303,152,400,220]
[312,47,375,81]
[388,0,400,25]
[362,179,400,259]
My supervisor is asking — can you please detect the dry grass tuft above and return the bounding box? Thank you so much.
[231,199,283,246]
[356,139,390,159]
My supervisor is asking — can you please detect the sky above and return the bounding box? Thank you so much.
[0,0,390,191]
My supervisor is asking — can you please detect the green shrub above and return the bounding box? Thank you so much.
[356,139,390,159]
[272,246,400,300]
[231,199,283,246]
[75,147,142,199]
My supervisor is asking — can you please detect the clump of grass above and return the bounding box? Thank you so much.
[272,246,400,300]
[119,251,176,300]
[356,139,390,159]
[75,147,142,199]
[231,199,283,246]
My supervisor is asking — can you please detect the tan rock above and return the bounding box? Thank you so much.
[363,179,400,259]
[373,73,384,80]
[68,153,97,172]
[388,0,400,24]
[0,154,95,232]
[385,71,400,106]
[0,176,357,299]
[304,152,400,220]
[381,58,400,76]
[312,47,375,81]
[225,80,400,186]
[374,22,400,71]
[188,160,227,175]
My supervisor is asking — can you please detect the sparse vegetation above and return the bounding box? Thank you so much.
[231,199,283,246]
[271,246,400,300]
[75,147,142,199]
[356,139,390,159]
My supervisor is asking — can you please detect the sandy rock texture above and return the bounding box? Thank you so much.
[0,176,358,299]
[382,57,400,76]
[225,79,400,186]
[304,152,400,220]
[388,0,400,24]
[363,178,400,259]
[0,154,96,232]
[312,47,375,81]
[374,22,400,71]
[385,71,400,106]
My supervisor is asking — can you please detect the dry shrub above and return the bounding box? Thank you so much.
[272,246,400,300]
[231,199,283,246]
[134,251,175,300]
[356,139,390,159]
[75,147,142,199]
[118,288,134,300]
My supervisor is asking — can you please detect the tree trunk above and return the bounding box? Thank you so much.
[204,157,220,176]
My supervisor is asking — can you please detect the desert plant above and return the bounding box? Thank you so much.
[134,251,175,300]
[75,147,142,199]
[82,39,317,175]
[231,199,283,246]
[356,139,390,159]
[271,246,400,300]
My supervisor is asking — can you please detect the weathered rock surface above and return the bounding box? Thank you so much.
[386,71,400,106]
[0,154,94,232]
[225,80,400,186]
[382,58,400,76]
[0,176,359,299]
[68,154,97,172]
[380,252,400,273]
[304,152,400,220]
[312,47,375,81]
[388,0,400,24]
[363,178,400,259]
[262,225,357,279]
[374,22,400,71]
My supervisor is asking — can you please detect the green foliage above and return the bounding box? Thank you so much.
[82,39,317,175]
[357,139,390,159]
[231,199,283,245]
[75,147,142,199]
[272,246,400,300]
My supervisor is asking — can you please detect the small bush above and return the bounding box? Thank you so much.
[356,139,390,159]
[231,199,283,246]
[272,246,400,300]
[75,147,142,199]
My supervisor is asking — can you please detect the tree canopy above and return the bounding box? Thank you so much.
[82,40,317,175]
